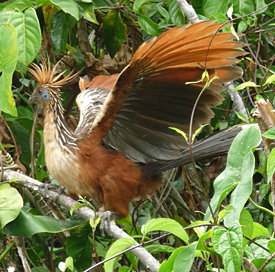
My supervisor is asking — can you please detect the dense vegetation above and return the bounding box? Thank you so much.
[0,0,275,271]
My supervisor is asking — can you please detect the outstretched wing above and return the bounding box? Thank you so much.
[80,21,246,163]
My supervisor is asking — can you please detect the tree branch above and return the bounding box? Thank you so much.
[2,170,160,272]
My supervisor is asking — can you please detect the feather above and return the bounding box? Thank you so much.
[28,58,77,89]
[87,21,245,149]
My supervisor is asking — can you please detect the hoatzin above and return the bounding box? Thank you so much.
[28,21,246,218]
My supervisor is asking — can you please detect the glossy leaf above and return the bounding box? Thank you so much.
[0,23,17,116]
[0,8,41,66]
[213,221,243,272]
[265,74,275,85]
[2,0,33,12]
[0,184,23,228]
[144,244,174,254]
[66,222,93,271]
[138,15,160,36]
[231,81,258,92]
[133,0,148,13]
[3,208,83,236]
[203,0,228,16]
[51,10,68,55]
[231,0,255,15]
[78,2,98,24]
[174,242,198,272]
[263,127,275,140]
[104,238,136,272]
[251,222,270,240]
[102,10,127,58]
[36,0,79,20]
[158,247,185,272]
[143,218,189,243]
[205,124,261,226]
[267,149,275,183]
[197,229,215,254]
[235,111,249,123]
[239,209,253,248]
[168,0,184,26]
[157,6,169,22]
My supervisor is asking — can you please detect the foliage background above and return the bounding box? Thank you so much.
[0,0,275,271]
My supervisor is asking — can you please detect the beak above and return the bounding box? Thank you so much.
[28,93,38,105]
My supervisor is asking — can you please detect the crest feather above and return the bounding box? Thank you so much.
[28,57,77,89]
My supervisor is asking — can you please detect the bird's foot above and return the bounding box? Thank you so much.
[39,183,65,203]
[96,210,119,236]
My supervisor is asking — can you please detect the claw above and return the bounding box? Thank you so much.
[39,183,65,203]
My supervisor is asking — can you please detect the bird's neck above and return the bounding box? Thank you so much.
[43,94,78,153]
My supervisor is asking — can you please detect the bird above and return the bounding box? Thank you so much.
[28,21,246,218]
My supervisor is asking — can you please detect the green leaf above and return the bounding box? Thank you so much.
[232,0,255,14]
[66,222,93,271]
[102,10,127,58]
[158,246,185,272]
[0,8,41,67]
[143,218,189,243]
[89,215,101,229]
[203,0,229,16]
[144,244,174,254]
[213,221,243,272]
[255,0,268,14]
[3,208,83,236]
[192,123,209,143]
[197,229,215,253]
[3,0,33,12]
[209,13,231,32]
[36,0,79,20]
[251,222,270,240]
[51,10,68,55]
[265,74,275,85]
[235,111,249,123]
[239,209,253,248]
[205,124,261,226]
[217,205,234,224]
[263,127,275,140]
[8,121,32,165]
[0,184,23,228]
[168,0,184,26]
[138,15,160,36]
[78,2,98,24]
[157,6,169,22]
[169,127,188,143]
[104,238,136,272]
[268,240,275,254]
[174,242,198,272]
[188,221,210,238]
[267,149,275,183]
[58,257,74,272]
[0,23,17,116]
[231,81,258,92]
[133,0,148,13]
[237,20,247,33]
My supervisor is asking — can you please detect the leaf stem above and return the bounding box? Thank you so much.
[248,197,275,217]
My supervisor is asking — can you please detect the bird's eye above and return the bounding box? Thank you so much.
[37,88,43,95]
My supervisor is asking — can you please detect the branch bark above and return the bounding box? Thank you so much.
[2,170,160,272]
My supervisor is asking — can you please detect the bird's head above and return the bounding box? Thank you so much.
[28,86,50,109]
[28,57,77,110]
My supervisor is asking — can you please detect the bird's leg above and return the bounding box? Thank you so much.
[97,210,120,236]
[38,183,66,203]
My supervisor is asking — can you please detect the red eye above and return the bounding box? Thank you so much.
[37,88,43,95]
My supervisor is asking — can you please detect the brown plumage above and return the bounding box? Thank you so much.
[28,21,245,218]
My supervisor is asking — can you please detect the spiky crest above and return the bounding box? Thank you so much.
[28,57,77,90]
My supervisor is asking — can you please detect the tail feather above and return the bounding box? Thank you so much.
[144,125,246,175]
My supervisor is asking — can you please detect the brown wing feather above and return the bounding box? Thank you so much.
[87,21,245,149]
